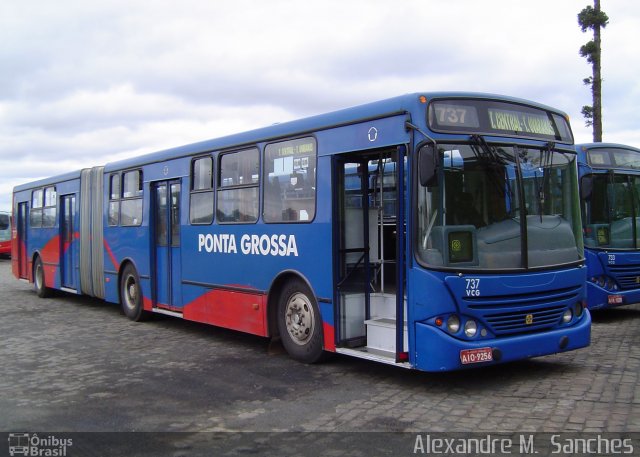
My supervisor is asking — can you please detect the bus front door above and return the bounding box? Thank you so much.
[152,180,182,311]
[333,147,407,361]
[60,194,76,289]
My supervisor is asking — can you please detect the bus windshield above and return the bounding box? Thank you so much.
[583,173,640,249]
[417,142,583,270]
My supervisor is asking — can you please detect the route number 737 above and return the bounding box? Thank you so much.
[435,106,468,124]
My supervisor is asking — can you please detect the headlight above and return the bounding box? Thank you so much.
[447,315,460,333]
[562,309,573,323]
[464,320,477,337]
[574,303,583,318]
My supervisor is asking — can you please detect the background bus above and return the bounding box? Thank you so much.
[12,93,590,371]
[0,211,10,257]
[577,142,640,309]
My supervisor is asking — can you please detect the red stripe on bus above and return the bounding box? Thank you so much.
[323,322,336,352]
[103,240,120,271]
[39,235,60,288]
[143,296,153,312]
[61,231,79,255]
[183,289,268,337]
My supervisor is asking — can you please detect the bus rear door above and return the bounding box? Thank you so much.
[152,180,182,311]
[60,194,77,289]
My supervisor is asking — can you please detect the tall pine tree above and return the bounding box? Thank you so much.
[578,0,608,142]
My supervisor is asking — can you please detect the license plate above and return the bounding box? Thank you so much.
[608,295,623,305]
[460,347,493,365]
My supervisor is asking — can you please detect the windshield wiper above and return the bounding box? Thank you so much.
[469,134,504,164]
[528,142,555,222]
[511,145,529,268]
[469,134,515,216]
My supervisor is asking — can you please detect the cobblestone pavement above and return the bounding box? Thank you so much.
[1,258,639,443]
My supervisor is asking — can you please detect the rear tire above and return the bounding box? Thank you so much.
[120,264,150,321]
[277,279,324,363]
[33,256,52,298]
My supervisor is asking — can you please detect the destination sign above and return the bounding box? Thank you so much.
[428,99,573,142]
[269,137,315,158]
[487,108,555,136]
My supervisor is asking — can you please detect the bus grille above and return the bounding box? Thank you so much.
[462,286,581,336]
[607,264,640,290]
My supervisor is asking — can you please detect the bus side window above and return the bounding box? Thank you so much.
[263,137,316,223]
[108,174,120,226]
[42,186,57,228]
[217,149,259,223]
[190,156,214,225]
[30,188,44,228]
[121,170,143,226]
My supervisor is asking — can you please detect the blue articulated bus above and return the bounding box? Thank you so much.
[12,93,590,371]
[577,142,640,310]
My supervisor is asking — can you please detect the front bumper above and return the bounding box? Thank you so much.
[414,310,591,371]
[586,282,640,310]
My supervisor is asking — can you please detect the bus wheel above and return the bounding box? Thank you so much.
[120,264,149,322]
[33,256,51,298]
[277,279,324,363]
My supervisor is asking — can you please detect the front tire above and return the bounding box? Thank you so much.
[120,264,150,321]
[33,256,52,298]
[277,279,324,363]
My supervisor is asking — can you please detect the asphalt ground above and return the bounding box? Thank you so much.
[1,258,639,456]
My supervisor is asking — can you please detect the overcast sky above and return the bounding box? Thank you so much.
[1,0,638,212]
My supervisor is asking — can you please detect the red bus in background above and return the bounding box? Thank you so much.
[0,212,10,257]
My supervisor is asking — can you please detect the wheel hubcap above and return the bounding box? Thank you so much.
[124,276,137,310]
[35,264,43,289]
[285,292,315,345]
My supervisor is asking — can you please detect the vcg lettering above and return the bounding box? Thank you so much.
[198,233,298,257]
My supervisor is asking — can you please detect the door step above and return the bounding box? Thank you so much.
[335,347,412,368]
[369,293,406,320]
[152,307,183,318]
[60,287,79,294]
[365,317,408,354]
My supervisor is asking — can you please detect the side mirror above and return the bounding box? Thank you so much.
[418,143,438,187]
[580,176,593,201]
